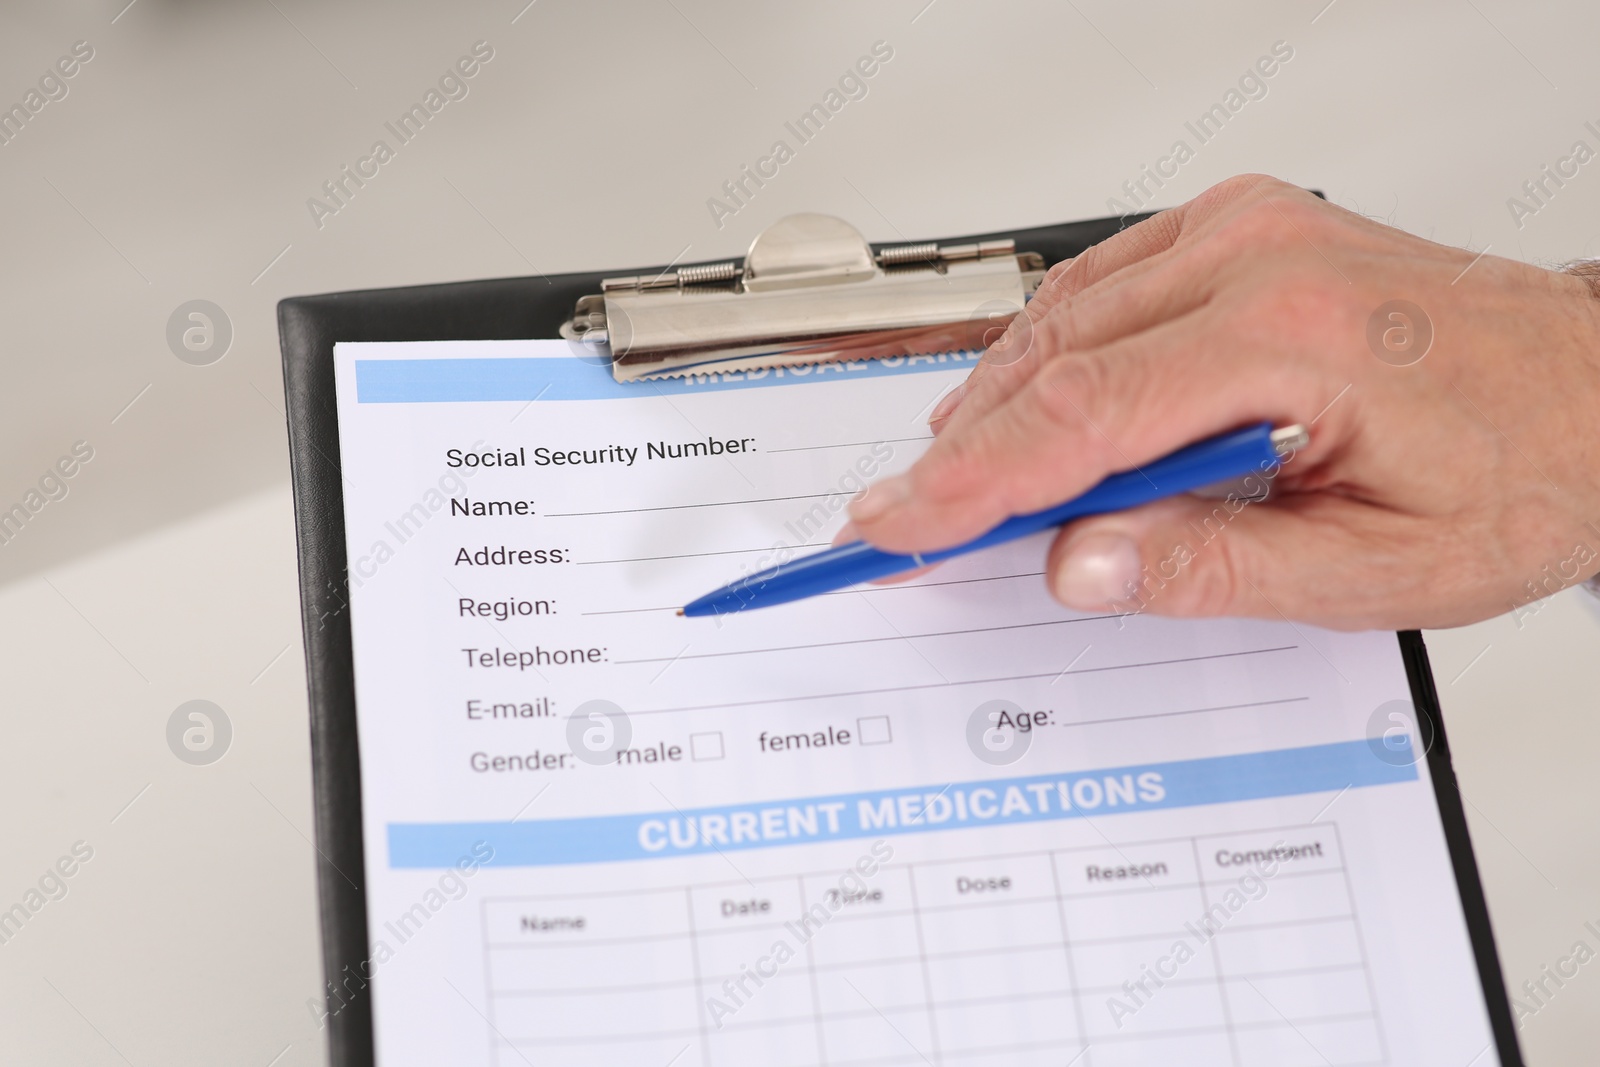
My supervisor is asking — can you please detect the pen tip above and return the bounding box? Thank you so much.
[675,609,685,616]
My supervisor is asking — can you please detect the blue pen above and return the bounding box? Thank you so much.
[679,421,1307,618]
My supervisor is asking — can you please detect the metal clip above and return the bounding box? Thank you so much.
[562,214,1046,382]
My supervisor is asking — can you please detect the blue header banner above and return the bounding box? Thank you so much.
[387,739,1417,868]
[354,350,981,404]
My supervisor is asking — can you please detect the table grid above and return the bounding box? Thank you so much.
[478,822,1385,1067]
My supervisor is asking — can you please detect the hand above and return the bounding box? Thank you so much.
[847,175,1600,630]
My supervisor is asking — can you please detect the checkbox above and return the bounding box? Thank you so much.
[857,716,892,746]
[691,732,725,761]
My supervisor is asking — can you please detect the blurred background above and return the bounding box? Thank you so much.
[1,0,1597,1063]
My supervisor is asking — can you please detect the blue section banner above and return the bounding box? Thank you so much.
[387,740,1417,868]
[354,350,981,403]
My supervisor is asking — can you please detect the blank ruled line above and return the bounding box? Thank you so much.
[579,571,1047,615]
[581,604,689,616]
[620,646,1298,716]
[548,492,834,519]
[614,615,1120,664]
[766,435,934,455]
[491,944,1355,989]
[1058,696,1309,731]
[578,543,830,567]
[484,1001,1371,1050]
[493,1023,702,1047]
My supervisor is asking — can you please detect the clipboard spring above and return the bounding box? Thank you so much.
[563,213,1046,382]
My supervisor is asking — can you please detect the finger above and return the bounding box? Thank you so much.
[931,176,1306,434]
[1019,173,1274,316]
[932,246,1214,436]
[853,306,1329,553]
[1034,174,1301,307]
[1044,494,1426,629]
[1035,203,1192,308]
[931,213,1193,434]
[931,254,1160,434]
[832,520,936,584]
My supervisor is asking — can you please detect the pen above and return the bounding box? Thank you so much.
[679,421,1308,618]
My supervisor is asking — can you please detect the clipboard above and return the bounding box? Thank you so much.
[278,210,1525,1067]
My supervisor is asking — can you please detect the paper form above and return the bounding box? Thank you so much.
[330,339,1502,1067]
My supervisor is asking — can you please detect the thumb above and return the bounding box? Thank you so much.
[1045,496,1325,620]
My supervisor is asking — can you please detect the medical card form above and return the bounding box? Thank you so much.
[330,339,1503,1067]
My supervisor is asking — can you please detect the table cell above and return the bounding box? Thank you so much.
[1197,827,1343,883]
[1052,842,1199,895]
[1211,918,1365,974]
[1069,931,1220,989]
[703,1018,821,1067]
[1223,965,1373,1026]
[1233,1016,1383,1067]
[1209,870,1353,931]
[935,1041,1096,1067]
[932,996,1081,1054]
[1080,978,1227,1040]
[493,1033,704,1067]
[813,959,930,1015]
[912,852,1058,909]
[1061,883,1211,942]
[695,924,814,980]
[919,898,1065,956]
[691,877,806,933]
[1087,1030,1234,1067]
[490,984,700,1041]
[808,913,925,968]
[488,937,698,993]
[819,1004,935,1063]
[922,946,1071,1004]
[701,970,816,1028]
[485,887,689,944]
[802,864,914,918]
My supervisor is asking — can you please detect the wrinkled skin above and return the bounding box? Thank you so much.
[848,175,1600,630]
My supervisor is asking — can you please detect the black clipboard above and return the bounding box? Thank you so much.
[278,212,1525,1067]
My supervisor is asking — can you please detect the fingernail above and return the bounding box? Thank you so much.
[929,385,965,426]
[849,474,911,523]
[1054,532,1141,610]
[831,520,859,546]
